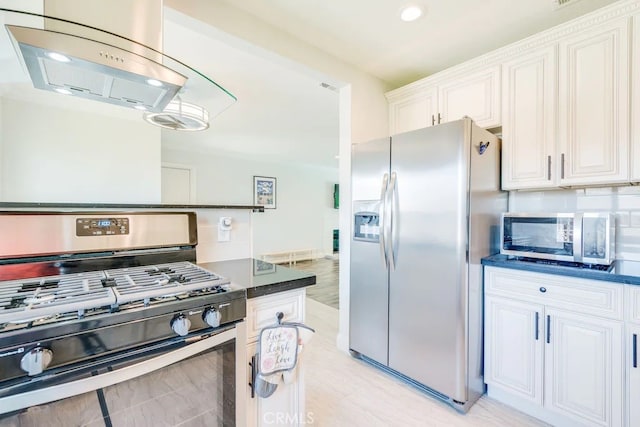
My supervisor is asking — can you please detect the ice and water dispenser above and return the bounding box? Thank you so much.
[353,200,380,242]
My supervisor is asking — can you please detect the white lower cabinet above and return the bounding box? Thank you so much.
[485,296,543,405]
[246,289,307,426]
[484,267,624,427]
[247,341,305,426]
[628,325,640,427]
[544,308,623,427]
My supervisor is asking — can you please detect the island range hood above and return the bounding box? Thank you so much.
[6,24,186,113]
[1,0,236,130]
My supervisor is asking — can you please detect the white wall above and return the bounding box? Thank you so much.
[165,1,390,351]
[509,187,640,261]
[0,97,162,203]
[163,147,339,258]
[193,208,252,263]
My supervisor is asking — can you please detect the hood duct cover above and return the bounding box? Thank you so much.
[6,24,186,113]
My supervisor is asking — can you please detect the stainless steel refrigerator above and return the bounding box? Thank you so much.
[349,118,506,412]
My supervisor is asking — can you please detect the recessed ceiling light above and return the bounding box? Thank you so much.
[400,5,423,22]
[46,51,70,62]
[146,79,163,87]
[54,88,72,95]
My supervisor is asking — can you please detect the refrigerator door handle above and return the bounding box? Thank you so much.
[389,171,399,271]
[379,173,390,268]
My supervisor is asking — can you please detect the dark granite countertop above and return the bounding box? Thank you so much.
[482,254,640,286]
[198,258,316,298]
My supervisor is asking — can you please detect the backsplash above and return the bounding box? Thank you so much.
[509,186,640,262]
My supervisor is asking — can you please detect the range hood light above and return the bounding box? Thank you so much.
[46,51,70,62]
[134,105,148,111]
[146,78,163,87]
[54,88,72,95]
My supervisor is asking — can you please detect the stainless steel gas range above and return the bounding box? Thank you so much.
[0,211,246,426]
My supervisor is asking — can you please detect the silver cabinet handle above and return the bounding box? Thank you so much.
[547,156,551,181]
[431,115,435,126]
[634,334,638,369]
[561,153,565,179]
[437,113,442,124]
[379,173,390,268]
[535,312,539,340]
[546,315,551,344]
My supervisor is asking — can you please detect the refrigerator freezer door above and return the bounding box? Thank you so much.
[350,138,391,365]
[388,120,469,401]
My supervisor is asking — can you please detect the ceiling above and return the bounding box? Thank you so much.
[220,0,620,88]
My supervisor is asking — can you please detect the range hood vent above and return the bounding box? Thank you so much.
[7,25,186,112]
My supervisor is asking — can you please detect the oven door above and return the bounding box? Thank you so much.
[0,323,245,426]
[500,214,576,261]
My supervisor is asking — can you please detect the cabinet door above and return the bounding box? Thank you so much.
[629,325,640,427]
[438,65,501,128]
[247,342,305,426]
[484,296,544,405]
[388,87,438,135]
[501,46,557,190]
[632,14,640,182]
[558,18,629,186]
[544,308,623,427]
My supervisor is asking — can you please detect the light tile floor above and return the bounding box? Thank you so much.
[303,298,548,427]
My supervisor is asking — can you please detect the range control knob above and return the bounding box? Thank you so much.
[20,347,53,376]
[171,314,191,337]
[203,308,222,328]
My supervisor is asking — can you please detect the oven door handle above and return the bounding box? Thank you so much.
[0,328,236,415]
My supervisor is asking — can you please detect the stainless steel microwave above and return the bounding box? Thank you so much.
[500,212,615,265]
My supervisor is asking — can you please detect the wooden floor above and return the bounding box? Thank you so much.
[303,298,548,426]
[291,257,339,309]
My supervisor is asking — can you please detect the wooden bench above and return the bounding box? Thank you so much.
[261,249,316,266]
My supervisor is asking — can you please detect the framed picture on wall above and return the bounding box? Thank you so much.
[253,176,277,209]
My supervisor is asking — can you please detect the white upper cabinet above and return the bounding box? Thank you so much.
[387,1,640,190]
[557,18,629,186]
[387,66,500,135]
[501,46,557,190]
[388,86,438,135]
[438,65,501,129]
[632,14,640,182]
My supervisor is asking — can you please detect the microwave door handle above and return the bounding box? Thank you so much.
[573,213,583,262]
[379,173,390,268]
[0,328,236,414]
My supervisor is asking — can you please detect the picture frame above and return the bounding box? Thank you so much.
[253,259,277,276]
[253,176,277,209]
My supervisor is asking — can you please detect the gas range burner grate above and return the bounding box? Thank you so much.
[104,262,229,306]
[0,271,115,325]
[0,262,230,327]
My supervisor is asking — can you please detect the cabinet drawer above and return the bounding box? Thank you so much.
[627,285,640,324]
[485,267,623,320]
[246,289,305,342]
